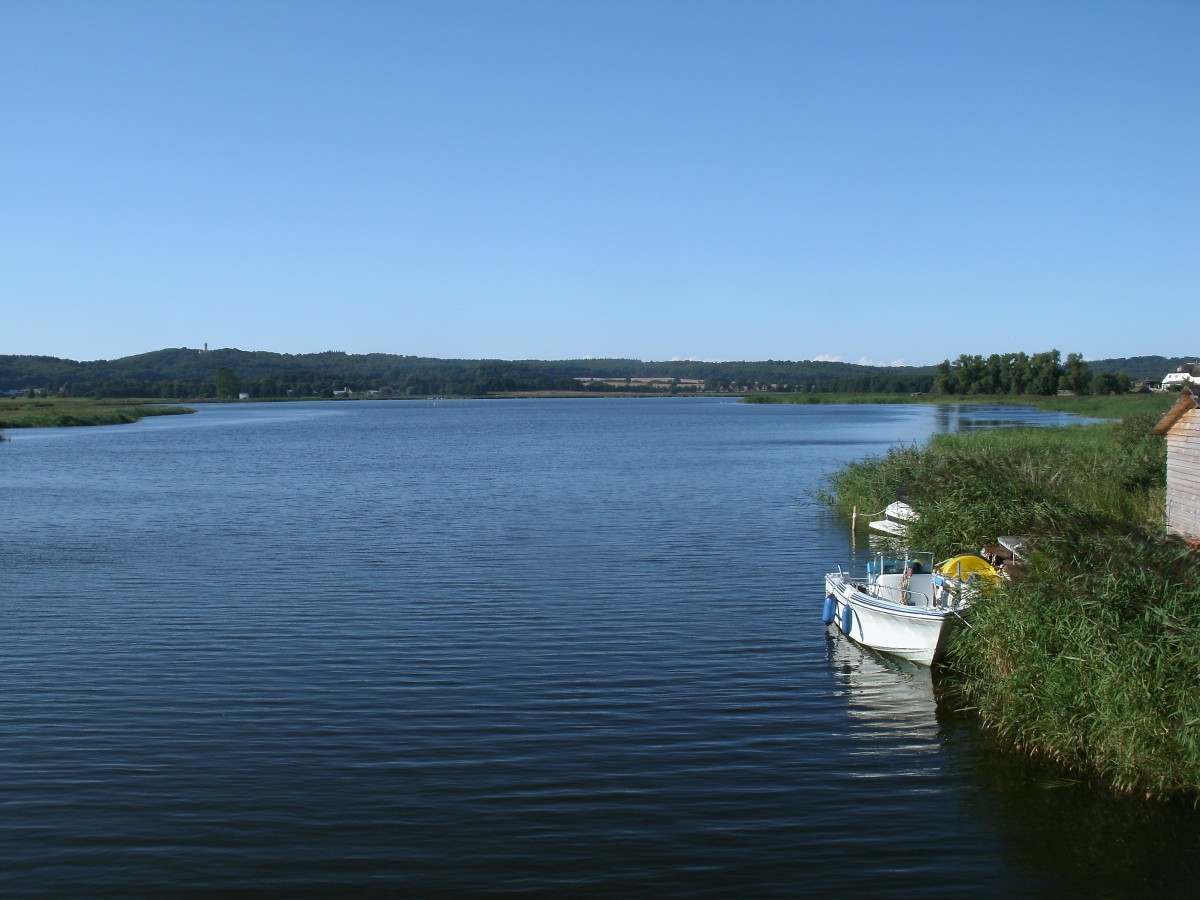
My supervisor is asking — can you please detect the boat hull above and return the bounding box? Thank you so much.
[866,501,917,538]
[824,573,957,665]
[866,518,907,538]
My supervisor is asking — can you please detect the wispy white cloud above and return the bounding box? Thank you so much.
[812,354,843,363]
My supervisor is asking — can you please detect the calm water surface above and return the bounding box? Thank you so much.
[2,399,1196,896]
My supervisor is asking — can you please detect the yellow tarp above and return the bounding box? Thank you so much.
[936,555,1000,582]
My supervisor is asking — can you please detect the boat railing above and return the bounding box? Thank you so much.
[872,578,934,609]
[895,586,934,608]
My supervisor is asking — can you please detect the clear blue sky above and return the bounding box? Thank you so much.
[2,0,1196,366]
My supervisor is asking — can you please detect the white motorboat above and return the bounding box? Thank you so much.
[867,501,918,538]
[823,551,999,665]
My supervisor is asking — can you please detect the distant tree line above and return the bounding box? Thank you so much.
[0,347,1178,399]
[931,351,1133,396]
[0,349,945,398]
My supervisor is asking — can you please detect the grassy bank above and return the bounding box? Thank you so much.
[750,390,1174,419]
[0,398,193,430]
[820,410,1200,802]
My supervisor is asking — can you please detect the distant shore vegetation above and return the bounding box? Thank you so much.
[0,398,192,430]
[1,347,1191,402]
[752,392,1174,420]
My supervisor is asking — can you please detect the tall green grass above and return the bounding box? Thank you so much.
[0,399,193,429]
[820,415,1166,557]
[1028,392,1175,419]
[820,411,1200,801]
[950,530,1200,800]
[753,390,1174,419]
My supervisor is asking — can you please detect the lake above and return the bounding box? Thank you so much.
[2,398,1196,896]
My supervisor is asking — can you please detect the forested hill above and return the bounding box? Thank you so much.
[0,348,936,397]
[1085,355,1197,381]
[0,348,1191,399]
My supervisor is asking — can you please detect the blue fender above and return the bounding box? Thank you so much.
[841,605,853,635]
[822,594,836,625]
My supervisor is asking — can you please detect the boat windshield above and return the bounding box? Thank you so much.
[868,551,934,576]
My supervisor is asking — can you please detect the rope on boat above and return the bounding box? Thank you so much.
[851,504,890,529]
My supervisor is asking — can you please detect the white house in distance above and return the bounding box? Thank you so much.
[1159,362,1200,390]
[1151,387,1200,545]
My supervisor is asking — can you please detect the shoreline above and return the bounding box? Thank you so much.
[820,411,1198,803]
[0,400,193,431]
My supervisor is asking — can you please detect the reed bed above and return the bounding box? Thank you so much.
[757,390,1174,419]
[820,411,1200,801]
[821,415,1166,556]
[950,530,1200,800]
[0,399,192,429]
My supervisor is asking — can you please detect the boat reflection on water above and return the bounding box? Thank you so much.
[822,629,948,775]
[825,629,937,713]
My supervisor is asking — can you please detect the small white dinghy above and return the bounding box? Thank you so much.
[866,501,919,538]
[823,551,1000,665]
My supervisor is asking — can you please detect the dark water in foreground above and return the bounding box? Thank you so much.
[2,399,1196,896]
